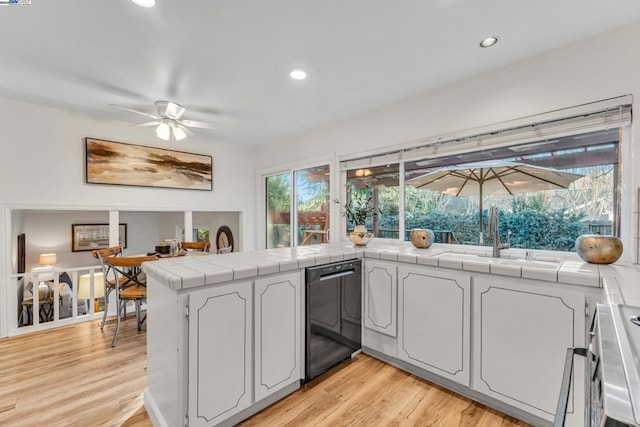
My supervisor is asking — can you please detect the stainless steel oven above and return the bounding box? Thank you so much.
[305,259,361,382]
[555,304,640,427]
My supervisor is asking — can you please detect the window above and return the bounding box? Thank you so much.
[338,100,629,252]
[266,165,330,248]
[178,226,210,242]
[266,173,291,248]
[404,128,618,251]
[345,164,400,238]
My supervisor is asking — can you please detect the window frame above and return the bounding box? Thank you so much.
[258,155,336,249]
[338,99,631,250]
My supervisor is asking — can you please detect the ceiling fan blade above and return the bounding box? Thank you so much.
[132,121,160,127]
[181,119,217,129]
[111,104,159,120]
[176,123,194,136]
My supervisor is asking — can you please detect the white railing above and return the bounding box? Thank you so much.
[8,265,107,337]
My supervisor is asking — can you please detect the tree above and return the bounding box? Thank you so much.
[266,174,291,212]
[296,168,329,211]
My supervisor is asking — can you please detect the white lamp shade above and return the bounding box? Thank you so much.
[38,253,57,266]
[78,272,105,299]
[156,122,171,140]
[172,125,187,141]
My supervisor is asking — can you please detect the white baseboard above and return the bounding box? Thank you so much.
[144,387,168,427]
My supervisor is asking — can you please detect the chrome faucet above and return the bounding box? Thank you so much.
[488,206,510,258]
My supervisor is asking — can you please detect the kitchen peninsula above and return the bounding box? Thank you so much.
[142,241,636,427]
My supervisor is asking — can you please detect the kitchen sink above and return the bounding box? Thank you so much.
[435,252,492,262]
[491,257,562,270]
[434,251,563,270]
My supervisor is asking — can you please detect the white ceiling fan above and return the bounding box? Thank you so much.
[112,100,216,141]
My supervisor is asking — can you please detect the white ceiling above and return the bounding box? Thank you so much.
[2,0,640,146]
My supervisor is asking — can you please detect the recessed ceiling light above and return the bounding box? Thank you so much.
[480,37,498,48]
[290,69,307,80]
[131,0,155,7]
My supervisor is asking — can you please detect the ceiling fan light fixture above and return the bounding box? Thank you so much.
[165,102,186,120]
[113,101,213,140]
[156,122,171,140]
[131,0,155,7]
[172,124,187,141]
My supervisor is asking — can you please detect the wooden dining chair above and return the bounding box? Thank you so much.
[93,246,134,332]
[102,255,159,347]
[179,241,210,252]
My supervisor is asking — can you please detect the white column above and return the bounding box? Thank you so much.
[184,211,193,242]
[1,206,8,338]
[109,210,119,248]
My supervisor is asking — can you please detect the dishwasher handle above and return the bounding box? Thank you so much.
[319,269,356,281]
[554,347,588,427]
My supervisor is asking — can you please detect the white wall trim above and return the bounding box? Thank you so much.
[1,207,7,338]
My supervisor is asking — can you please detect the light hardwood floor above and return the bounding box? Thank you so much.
[240,355,528,427]
[0,320,528,427]
[0,319,151,427]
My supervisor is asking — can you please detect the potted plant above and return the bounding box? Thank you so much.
[334,192,377,245]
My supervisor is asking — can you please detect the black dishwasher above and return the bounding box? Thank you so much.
[305,259,362,382]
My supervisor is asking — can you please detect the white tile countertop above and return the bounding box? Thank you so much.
[141,240,636,295]
[599,263,640,307]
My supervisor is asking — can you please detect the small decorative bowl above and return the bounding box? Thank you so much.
[575,234,623,264]
[410,229,435,249]
[350,232,373,247]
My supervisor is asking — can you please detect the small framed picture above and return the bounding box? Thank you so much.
[72,224,127,252]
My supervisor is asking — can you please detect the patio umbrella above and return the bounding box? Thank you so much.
[406,160,584,241]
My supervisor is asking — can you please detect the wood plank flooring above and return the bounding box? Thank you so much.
[0,320,528,427]
[240,355,528,427]
[0,319,151,427]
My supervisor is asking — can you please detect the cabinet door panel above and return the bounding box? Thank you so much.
[473,277,585,426]
[398,266,470,386]
[255,272,301,402]
[363,259,397,337]
[188,282,252,427]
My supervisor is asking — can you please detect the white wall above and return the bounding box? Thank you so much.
[0,96,256,247]
[119,211,163,256]
[0,97,255,337]
[255,21,640,262]
[0,96,255,237]
[20,210,108,270]
[193,211,241,252]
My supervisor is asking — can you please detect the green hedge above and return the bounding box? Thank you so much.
[396,209,588,251]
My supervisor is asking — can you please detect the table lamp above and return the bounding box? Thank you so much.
[33,253,57,283]
[78,272,105,312]
[38,253,57,268]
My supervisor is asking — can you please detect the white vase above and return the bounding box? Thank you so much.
[354,225,367,233]
[350,225,372,246]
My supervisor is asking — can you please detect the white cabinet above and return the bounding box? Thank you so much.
[472,276,586,426]
[397,265,471,386]
[254,272,302,402]
[188,281,253,427]
[363,259,397,337]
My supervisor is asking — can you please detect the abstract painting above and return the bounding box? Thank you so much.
[85,138,213,190]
